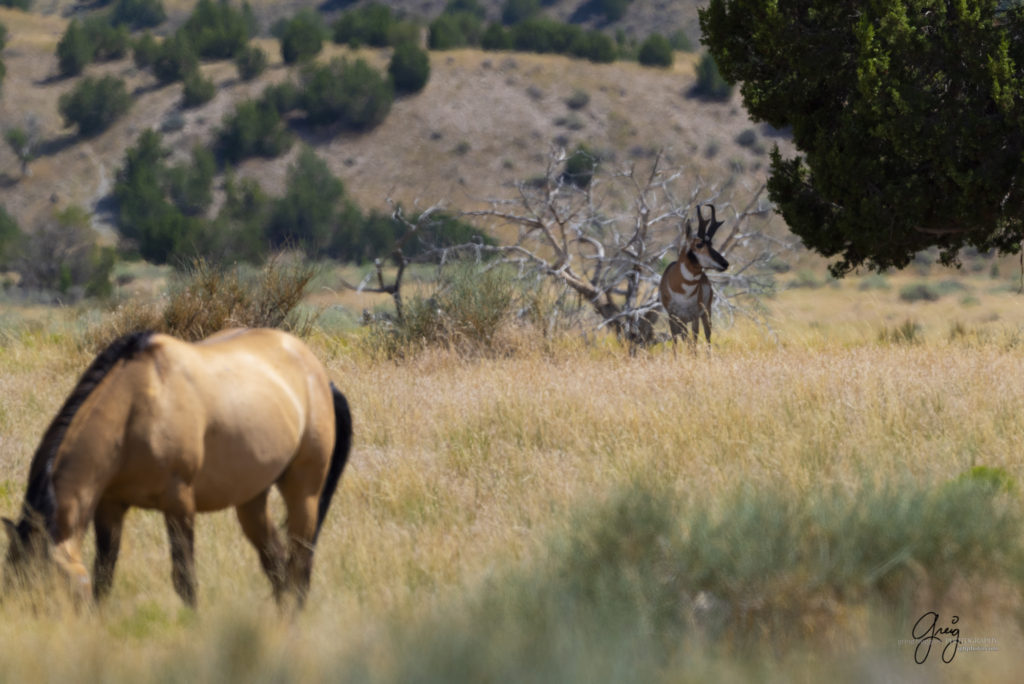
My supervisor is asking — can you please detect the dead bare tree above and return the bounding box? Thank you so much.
[338,201,447,323]
[344,149,794,348]
[461,148,791,347]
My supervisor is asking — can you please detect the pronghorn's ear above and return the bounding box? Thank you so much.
[684,219,693,240]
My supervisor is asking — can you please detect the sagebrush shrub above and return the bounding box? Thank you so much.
[85,258,318,349]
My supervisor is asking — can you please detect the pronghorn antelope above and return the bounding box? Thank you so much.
[659,204,729,347]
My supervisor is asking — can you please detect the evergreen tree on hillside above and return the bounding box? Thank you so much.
[58,75,132,137]
[701,0,1024,273]
[389,42,430,94]
[279,9,326,64]
[267,146,349,255]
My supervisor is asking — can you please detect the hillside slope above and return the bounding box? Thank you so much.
[0,4,781,241]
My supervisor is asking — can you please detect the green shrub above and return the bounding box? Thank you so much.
[735,128,758,147]
[0,0,31,9]
[300,57,394,130]
[266,147,348,255]
[502,0,540,25]
[260,81,301,115]
[389,42,430,94]
[564,89,590,110]
[446,0,486,18]
[480,23,513,50]
[133,32,160,69]
[216,99,294,163]
[152,32,198,84]
[56,15,132,76]
[637,32,672,67]
[234,44,267,81]
[56,19,93,77]
[199,173,271,264]
[4,125,38,176]
[512,17,581,53]
[429,12,483,49]
[692,52,732,100]
[329,210,385,264]
[165,145,215,216]
[397,211,498,260]
[58,75,132,137]
[85,16,130,62]
[333,3,400,47]
[369,263,520,357]
[669,29,693,52]
[899,282,941,302]
[857,273,891,291]
[590,0,633,22]
[279,9,325,64]
[114,129,208,264]
[111,0,167,30]
[179,0,252,59]
[0,204,23,268]
[181,69,216,108]
[561,144,598,188]
[570,30,617,63]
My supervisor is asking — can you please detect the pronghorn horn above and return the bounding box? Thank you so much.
[707,204,725,239]
[696,205,709,239]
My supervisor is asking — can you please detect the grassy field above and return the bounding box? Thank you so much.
[0,265,1023,681]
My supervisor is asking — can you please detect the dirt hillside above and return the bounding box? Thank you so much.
[0,3,783,240]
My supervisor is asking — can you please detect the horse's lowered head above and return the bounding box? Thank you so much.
[680,203,729,273]
[3,514,50,591]
[2,512,90,602]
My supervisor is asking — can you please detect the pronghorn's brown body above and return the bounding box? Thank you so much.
[3,328,352,609]
[659,205,729,346]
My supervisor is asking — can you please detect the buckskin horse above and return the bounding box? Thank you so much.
[3,328,352,608]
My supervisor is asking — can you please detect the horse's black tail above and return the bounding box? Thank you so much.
[314,383,353,544]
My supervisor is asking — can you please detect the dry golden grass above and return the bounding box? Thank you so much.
[1,273,1024,679]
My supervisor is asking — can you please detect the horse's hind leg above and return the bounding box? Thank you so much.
[277,475,321,608]
[236,491,288,602]
[165,510,197,607]
[93,499,128,602]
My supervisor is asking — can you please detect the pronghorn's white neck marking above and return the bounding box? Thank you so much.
[677,257,704,284]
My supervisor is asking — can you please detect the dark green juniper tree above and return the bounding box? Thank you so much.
[700,1,1024,275]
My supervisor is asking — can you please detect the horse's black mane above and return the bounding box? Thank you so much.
[19,331,155,538]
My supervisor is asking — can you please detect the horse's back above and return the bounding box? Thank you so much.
[122,329,335,511]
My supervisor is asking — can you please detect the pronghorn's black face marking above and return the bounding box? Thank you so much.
[683,204,729,272]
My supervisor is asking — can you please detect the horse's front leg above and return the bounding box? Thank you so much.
[93,500,128,602]
[164,500,197,607]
